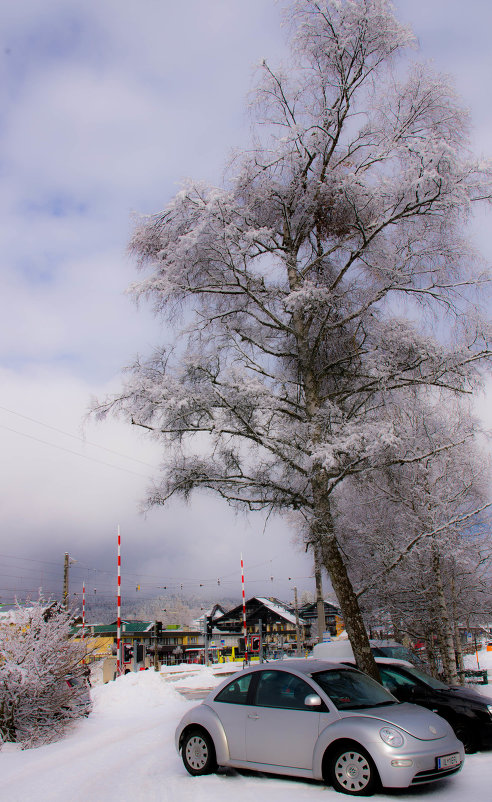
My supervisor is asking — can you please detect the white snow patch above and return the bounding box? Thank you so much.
[0,662,491,801]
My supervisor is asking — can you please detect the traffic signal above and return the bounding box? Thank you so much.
[251,636,260,652]
[123,644,133,662]
[206,616,213,637]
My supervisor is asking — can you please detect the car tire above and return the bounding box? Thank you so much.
[455,726,478,754]
[181,728,217,776]
[328,742,379,796]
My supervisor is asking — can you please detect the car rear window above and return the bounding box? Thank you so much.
[214,673,253,705]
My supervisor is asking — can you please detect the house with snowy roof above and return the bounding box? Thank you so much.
[190,603,227,632]
[213,596,311,654]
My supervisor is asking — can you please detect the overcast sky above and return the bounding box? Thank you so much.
[0,1,491,614]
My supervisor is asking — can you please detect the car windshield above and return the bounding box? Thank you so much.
[377,646,418,662]
[312,668,398,711]
[399,665,448,690]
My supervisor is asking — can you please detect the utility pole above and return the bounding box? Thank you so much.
[63,553,70,611]
[63,552,78,611]
[204,614,209,667]
[153,622,159,670]
[294,587,302,656]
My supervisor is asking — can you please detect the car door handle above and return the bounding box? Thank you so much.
[248,713,260,720]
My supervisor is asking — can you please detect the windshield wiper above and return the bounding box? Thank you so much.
[359,701,399,708]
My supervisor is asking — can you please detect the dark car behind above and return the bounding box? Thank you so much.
[373,660,492,753]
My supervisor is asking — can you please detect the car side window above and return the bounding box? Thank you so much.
[379,667,416,692]
[214,673,253,705]
[253,670,316,710]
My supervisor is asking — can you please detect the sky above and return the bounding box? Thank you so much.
[0,0,491,614]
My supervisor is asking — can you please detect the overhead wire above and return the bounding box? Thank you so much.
[0,540,313,603]
[0,423,152,479]
[0,413,315,599]
[0,405,157,468]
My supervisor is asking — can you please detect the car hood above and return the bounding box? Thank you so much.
[445,685,492,706]
[339,702,451,740]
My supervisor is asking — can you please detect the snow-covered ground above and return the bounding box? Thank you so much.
[463,644,492,672]
[1,654,492,802]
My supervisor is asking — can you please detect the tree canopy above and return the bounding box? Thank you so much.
[95,0,491,677]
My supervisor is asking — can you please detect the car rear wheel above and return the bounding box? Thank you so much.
[181,728,217,776]
[328,743,378,796]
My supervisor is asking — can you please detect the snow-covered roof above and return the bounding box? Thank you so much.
[254,597,308,626]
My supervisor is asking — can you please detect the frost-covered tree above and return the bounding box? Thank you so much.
[0,601,90,748]
[343,399,491,681]
[94,0,491,678]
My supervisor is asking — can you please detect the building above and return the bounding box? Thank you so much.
[71,620,205,676]
[213,596,310,654]
[298,600,343,640]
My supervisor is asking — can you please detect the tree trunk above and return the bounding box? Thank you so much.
[451,574,464,677]
[431,544,459,684]
[390,612,404,645]
[314,543,326,643]
[311,475,380,681]
[454,624,464,676]
[425,632,439,677]
[286,248,379,681]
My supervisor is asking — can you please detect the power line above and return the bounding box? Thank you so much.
[0,405,157,468]
[0,548,314,603]
[0,552,65,567]
[0,423,152,479]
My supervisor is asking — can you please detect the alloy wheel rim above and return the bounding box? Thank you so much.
[185,736,208,769]
[335,750,371,791]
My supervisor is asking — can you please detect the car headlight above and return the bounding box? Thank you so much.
[380,727,405,747]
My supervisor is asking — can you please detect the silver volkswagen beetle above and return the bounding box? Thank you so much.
[175,660,464,795]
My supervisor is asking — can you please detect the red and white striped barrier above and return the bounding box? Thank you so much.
[241,553,248,663]
[116,526,121,675]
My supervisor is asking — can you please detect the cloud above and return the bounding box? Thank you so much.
[0,0,490,610]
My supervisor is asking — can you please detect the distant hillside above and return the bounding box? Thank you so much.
[78,594,240,626]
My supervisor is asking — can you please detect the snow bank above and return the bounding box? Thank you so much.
[1,664,492,801]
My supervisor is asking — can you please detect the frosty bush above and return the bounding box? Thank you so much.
[0,600,90,748]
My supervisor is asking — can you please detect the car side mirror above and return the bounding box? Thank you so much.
[304,694,322,707]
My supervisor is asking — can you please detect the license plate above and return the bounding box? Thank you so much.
[437,752,461,770]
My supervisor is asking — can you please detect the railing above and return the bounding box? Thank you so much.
[458,669,488,685]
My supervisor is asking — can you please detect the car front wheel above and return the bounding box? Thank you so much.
[455,725,478,754]
[328,743,378,796]
[181,728,217,776]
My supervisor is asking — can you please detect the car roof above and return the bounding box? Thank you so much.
[373,657,414,668]
[342,656,413,669]
[242,659,358,675]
